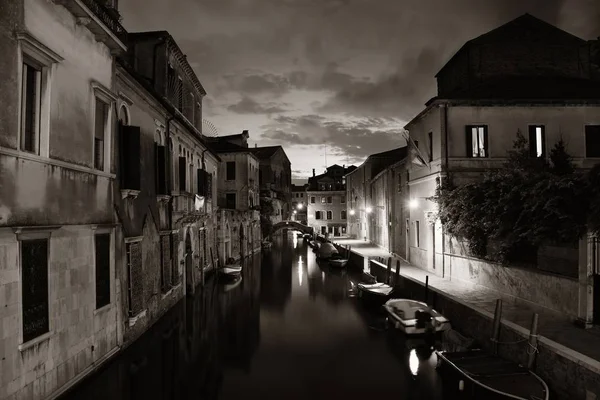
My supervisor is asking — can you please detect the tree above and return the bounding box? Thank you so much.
[259,198,275,240]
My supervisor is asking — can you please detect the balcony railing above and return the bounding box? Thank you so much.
[58,0,127,52]
[173,192,195,215]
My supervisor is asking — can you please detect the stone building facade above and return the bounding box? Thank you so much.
[306,165,356,237]
[291,184,308,224]
[0,0,126,398]
[405,14,600,323]
[251,146,292,224]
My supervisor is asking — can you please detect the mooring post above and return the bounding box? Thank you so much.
[491,299,503,355]
[395,260,400,285]
[425,275,429,303]
[527,313,539,369]
[387,258,392,284]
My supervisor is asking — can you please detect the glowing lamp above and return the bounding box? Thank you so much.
[297,203,303,209]
[408,199,419,209]
[366,207,372,214]
[349,209,355,216]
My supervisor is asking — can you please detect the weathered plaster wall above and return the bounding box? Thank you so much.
[306,191,346,236]
[217,152,259,210]
[0,0,22,150]
[0,226,119,400]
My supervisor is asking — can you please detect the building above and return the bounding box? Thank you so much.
[291,184,308,224]
[115,30,221,342]
[0,0,126,398]
[306,165,356,237]
[207,131,262,261]
[404,13,600,324]
[249,146,292,224]
[345,148,408,256]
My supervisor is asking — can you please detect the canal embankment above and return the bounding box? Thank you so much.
[332,239,600,400]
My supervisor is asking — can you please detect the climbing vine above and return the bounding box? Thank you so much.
[433,130,593,264]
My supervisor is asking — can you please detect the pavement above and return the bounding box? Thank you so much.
[332,238,600,368]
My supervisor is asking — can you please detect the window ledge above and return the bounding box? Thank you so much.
[128,309,147,327]
[18,331,54,352]
[157,195,171,204]
[121,189,140,200]
[93,303,111,315]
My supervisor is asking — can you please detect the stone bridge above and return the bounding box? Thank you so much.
[272,220,313,236]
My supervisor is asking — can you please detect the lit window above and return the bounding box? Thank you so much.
[466,125,488,158]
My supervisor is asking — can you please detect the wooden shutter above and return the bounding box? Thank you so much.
[178,157,187,191]
[155,144,167,195]
[21,239,49,342]
[528,126,537,158]
[121,126,141,190]
[95,234,110,309]
[197,168,205,196]
[465,126,473,158]
[206,172,213,198]
[482,126,489,157]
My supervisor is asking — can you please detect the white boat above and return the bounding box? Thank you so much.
[384,299,451,335]
[357,282,394,297]
[219,265,242,278]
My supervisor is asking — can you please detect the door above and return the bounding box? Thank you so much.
[334,226,340,237]
[185,233,193,295]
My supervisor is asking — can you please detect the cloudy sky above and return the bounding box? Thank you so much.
[119,0,600,183]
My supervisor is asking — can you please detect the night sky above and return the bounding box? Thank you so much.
[119,0,600,183]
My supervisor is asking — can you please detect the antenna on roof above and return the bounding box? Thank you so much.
[324,144,327,169]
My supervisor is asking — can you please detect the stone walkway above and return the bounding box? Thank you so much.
[333,238,600,367]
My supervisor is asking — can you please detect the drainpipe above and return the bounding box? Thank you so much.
[363,165,367,242]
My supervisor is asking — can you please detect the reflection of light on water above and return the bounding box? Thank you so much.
[298,256,303,264]
[409,349,419,376]
[293,235,298,248]
[321,271,325,282]
[298,263,304,286]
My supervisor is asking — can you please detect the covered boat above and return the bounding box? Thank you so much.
[435,350,549,400]
[219,265,242,279]
[357,282,394,301]
[329,253,348,268]
[384,299,450,335]
[317,242,338,260]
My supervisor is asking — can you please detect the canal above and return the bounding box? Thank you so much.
[60,232,446,400]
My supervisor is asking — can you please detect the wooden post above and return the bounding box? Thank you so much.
[527,313,539,369]
[387,257,392,284]
[210,247,217,282]
[425,275,429,303]
[491,299,503,355]
[395,260,400,285]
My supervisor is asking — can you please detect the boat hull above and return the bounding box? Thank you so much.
[357,284,393,305]
[329,259,348,268]
[384,299,451,336]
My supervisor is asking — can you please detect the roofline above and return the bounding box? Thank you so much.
[213,150,260,161]
[165,35,207,96]
[371,156,409,182]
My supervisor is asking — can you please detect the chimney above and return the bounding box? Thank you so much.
[242,130,249,135]
[255,143,257,148]
[312,169,315,177]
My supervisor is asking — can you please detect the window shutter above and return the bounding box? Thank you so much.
[206,172,213,198]
[540,128,546,158]
[482,126,489,157]
[528,126,537,158]
[155,145,167,195]
[465,126,473,158]
[586,126,600,157]
[121,126,141,190]
[178,157,186,191]
[197,168,205,196]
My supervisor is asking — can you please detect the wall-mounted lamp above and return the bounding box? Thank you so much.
[366,207,373,214]
[349,209,356,216]
[297,203,303,210]
[293,210,297,214]
[408,199,419,209]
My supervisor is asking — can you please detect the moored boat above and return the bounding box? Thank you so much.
[219,265,242,279]
[435,349,549,400]
[223,276,243,292]
[357,282,394,299]
[384,299,450,335]
[329,255,348,268]
[317,242,338,260]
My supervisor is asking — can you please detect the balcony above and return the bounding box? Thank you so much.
[173,192,195,215]
[57,0,127,53]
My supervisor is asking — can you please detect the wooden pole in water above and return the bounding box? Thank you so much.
[387,258,392,284]
[395,260,400,285]
[210,247,216,282]
[491,299,503,355]
[425,275,429,304]
[527,313,539,370]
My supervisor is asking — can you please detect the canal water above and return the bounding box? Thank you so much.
[60,232,446,400]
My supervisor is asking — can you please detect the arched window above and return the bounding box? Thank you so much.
[118,104,130,126]
[155,129,164,145]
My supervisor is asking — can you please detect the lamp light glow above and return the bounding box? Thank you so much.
[297,203,303,210]
[408,199,419,209]
[349,209,355,216]
[366,207,373,214]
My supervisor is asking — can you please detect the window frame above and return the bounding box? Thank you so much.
[415,220,420,247]
[528,125,546,158]
[226,161,236,181]
[225,192,237,209]
[310,196,316,204]
[326,210,333,220]
[91,82,116,173]
[341,210,347,220]
[93,227,113,311]
[16,32,63,158]
[465,125,489,158]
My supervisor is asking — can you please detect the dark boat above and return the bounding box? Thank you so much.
[435,350,549,400]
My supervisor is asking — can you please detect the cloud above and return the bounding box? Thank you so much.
[227,96,289,114]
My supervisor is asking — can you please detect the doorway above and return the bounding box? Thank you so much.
[591,236,600,324]
[185,232,193,295]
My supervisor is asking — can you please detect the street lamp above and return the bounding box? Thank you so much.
[408,199,419,209]
[366,207,373,214]
[349,209,355,216]
[297,203,303,210]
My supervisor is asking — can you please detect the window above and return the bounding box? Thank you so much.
[341,196,346,204]
[528,125,546,158]
[327,196,332,204]
[95,233,111,309]
[397,174,402,193]
[465,125,488,158]
[341,210,347,220]
[328,226,333,234]
[178,157,187,191]
[310,196,316,204]
[342,226,347,234]
[155,143,168,195]
[315,211,321,220]
[93,97,109,170]
[126,240,144,317]
[160,235,172,294]
[585,125,600,158]
[226,161,236,180]
[177,76,183,111]
[20,61,42,154]
[321,197,326,204]
[226,193,236,209]
[428,131,433,162]
[415,221,420,247]
[327,211,333,220]
[21,238,49,343]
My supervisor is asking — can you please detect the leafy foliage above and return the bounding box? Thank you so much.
[435,131,592,264]
[260,198,275,239]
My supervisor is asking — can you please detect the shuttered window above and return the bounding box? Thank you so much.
[155,144,168,195]
[465,125,488,158]
[226,162,236,180]
[94,98,109,170]
[95,234,111,309]
[126,242,144,317]
[21,239,49,342]
[160,235,172,293]
[585,125,600,158]
[120,126,141,190]
[179,157,187,191]
[21,61,42,154]
[528,125,546,158]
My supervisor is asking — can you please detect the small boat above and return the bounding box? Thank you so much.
[317,243,338,260]
[384,299,450,335]
[261,241,272,250]
[329,254,348,268]
[303,234,311,241]
[219,265,242,279]
[435,350,549,400]
[357,282,394,298]
[223,276,242,292]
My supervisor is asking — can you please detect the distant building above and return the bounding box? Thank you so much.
[345,148,408,256]
[291,184,308,224]
[249,145,292,224]
[306,165,356,237]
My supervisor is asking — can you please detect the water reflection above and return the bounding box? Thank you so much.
[61,231,445,400]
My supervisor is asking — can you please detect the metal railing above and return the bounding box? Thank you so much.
[81,0,128,42]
